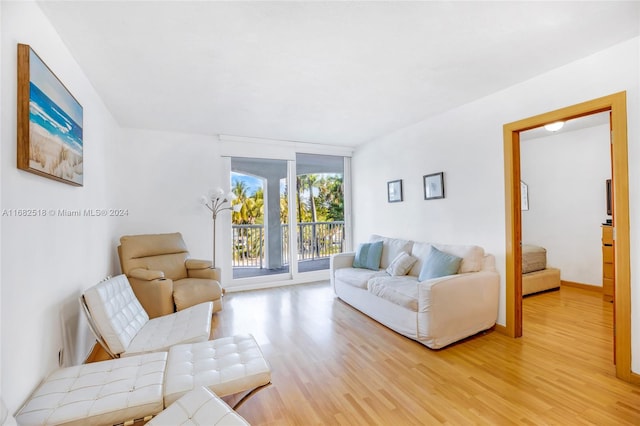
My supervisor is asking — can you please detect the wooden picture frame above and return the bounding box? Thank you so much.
[17,43,83,186]
[521,180,529,211]
[387,179,403,203]
[423,172,444,200]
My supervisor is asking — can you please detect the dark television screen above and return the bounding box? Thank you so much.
[606,179,612,216]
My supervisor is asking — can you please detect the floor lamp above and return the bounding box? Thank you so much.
[200,188,240,268]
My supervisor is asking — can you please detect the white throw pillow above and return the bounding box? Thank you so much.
[370,235,413,269]
[386,252,417,276]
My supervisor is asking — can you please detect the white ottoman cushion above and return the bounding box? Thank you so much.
[147,386,250,426]
[164,334,271,406]
[15,352,167,426]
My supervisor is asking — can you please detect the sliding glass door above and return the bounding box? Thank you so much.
[228,153,349,282]
[295,153,345,273]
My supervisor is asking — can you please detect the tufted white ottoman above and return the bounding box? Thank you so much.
[164,334,272,407]
[147,386,249,426]
[15,334,270,425]
[15,352,167,426]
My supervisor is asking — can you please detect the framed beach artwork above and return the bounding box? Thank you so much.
[17,44,83,186]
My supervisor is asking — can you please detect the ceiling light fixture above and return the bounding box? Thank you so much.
[544,121,564,132]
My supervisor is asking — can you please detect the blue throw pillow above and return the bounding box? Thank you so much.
[418,246,462,282]
[353,240,383,270]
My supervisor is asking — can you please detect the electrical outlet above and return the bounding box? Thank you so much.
[58,349,64,367]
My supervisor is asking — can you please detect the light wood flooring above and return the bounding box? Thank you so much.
[214,282,640,425]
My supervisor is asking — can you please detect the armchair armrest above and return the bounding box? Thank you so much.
[129,268,165,281]
[127,276,174,318]
[185,258,212,270]
[187,264,220,281]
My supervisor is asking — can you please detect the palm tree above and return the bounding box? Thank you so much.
[319,175,344,221]
[306,174,319,224]
[280,186,289,224]
[296,174,322,256]
[231,180,250,224]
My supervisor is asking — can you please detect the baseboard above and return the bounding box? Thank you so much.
[225,272,329,293]
[493,323,508,335]
[561,280,602,292]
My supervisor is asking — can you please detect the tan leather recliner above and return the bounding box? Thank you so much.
[118,232,223,318]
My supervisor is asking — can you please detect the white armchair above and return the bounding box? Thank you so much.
[81,274,212,358]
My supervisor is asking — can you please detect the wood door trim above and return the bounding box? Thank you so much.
[502,91,632,382]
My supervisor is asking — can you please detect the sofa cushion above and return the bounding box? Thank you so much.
[353,240,383,270]
[386,252,417,276]
[370,235,413,269]
[367,276,419,312]
[410,242,485,276]
[418,246,462,282]
[335,268,387,289]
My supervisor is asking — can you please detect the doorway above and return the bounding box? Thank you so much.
[503,91,633,382]
[520,112,611,289]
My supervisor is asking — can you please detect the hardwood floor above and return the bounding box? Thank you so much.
[215,283,640,425]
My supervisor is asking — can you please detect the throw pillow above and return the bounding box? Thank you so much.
[386,252,417,276]
[418,246,462,282]
[353,240,383,270]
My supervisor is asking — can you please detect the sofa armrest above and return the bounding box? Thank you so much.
[129,268,165,281]
[330,252,355,288]
[418,271,500,345]
[330,252,355,270]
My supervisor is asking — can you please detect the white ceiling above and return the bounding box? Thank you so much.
[37,1,640,147]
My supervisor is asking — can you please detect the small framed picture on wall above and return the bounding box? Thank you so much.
[423,172,444,200]
[521,180,529,211]
[387,179,403,203]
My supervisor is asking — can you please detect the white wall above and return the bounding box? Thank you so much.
[352,37,639,370]
[112,132,353,289]
[521,123,611,286]
[1,1,122,412]
[111,128,221,264]
[0,0,4,396]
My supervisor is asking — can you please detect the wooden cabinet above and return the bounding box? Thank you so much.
[602,225,614,302]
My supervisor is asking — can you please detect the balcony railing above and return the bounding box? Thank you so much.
[232,221,345,268]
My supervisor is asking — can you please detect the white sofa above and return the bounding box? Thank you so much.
[330,235,500,349]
